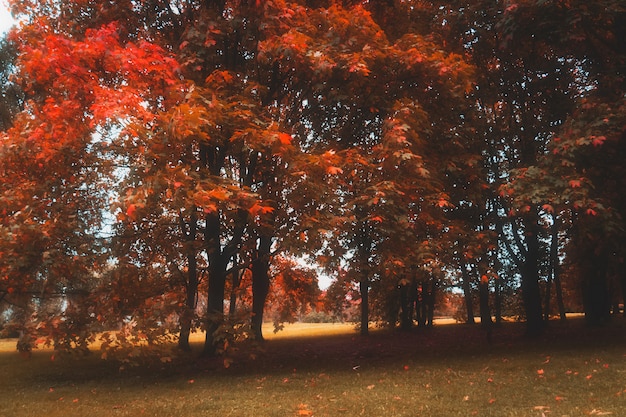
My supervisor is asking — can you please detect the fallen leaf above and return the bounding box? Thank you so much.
[297,403,313,416]
[588,409,613,415]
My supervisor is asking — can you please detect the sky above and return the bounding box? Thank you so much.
[1,1,13,35]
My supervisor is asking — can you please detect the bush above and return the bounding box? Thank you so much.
[300,311,340,323]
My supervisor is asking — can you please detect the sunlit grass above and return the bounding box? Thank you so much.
[1,318,625,417]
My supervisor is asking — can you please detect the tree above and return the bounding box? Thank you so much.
[4,0,624,359]
[258,1,474,334]
[0,20,180,347]
[493,0,626,325]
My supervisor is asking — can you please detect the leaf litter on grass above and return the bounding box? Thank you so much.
[2,319,626,417]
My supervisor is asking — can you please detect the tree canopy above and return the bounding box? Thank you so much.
[0,0,624,357]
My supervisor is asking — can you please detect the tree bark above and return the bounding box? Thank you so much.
[228,263,240,320]
[461,263,475,324]
[251,235,272,341]
[582,245,611,325]
[178,211,198,351]
[398,279,412,331]
[544,273,553,321]
[360,275,369,336]
[494,274,503,325]
[203,211,226,357]
[520,218,544,336]
[479,275,493,342]
[621,269,626,318]
[356,219,370,336]
[426,278,436,327]
[549,216,567,321]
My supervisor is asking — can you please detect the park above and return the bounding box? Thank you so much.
[1,0,625,415]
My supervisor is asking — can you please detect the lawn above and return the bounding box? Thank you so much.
[1,318,625,417]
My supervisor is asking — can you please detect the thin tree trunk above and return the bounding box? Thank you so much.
[178,211,198,351]
[251,235,272,341]
[357,218,370,336]
[360,275,369,336]
[479,275,493,343]
[479,275,492,326]
[550,215,567,321]
[203,211,226,357]
[461,263,475,324]
[544,274,553,321]
[426,278,436,327]
[228,256,241,320]
[621,271,626,318]
[399,279,412,331]
[494,274,503,325]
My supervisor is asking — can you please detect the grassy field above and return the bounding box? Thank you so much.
[1,318,625,417]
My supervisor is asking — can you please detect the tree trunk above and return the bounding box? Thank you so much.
[521,220,544,336]
[554,267,567,321]
[251,235,272,341]
[357,218,370,336]
[494,274,503,325]
[178,211,198,352]
[479,275,493,342]
[582,246,610,325]
[550,217,567,321]
[621,270,626,318]
[409,277,418,325]
[426,278,436,327]
[399,279,412,331]
[203,211,226,357]
[228,255,242,320]
[360,275,369,336]
[479,276,492,326]
[544,274,553,321]
[461,263,475,324]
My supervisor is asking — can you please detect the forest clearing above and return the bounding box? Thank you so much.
[1,318,625,417]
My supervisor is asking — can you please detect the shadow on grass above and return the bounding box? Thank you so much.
[1,316,625,387]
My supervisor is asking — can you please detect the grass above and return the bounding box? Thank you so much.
[1,318,625,417]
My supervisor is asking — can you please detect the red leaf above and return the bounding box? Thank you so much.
[591,136,606,147]
[249,203,275,216]
[327,166,343,175]
[126,204,137,219]
[278,132,292,145]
